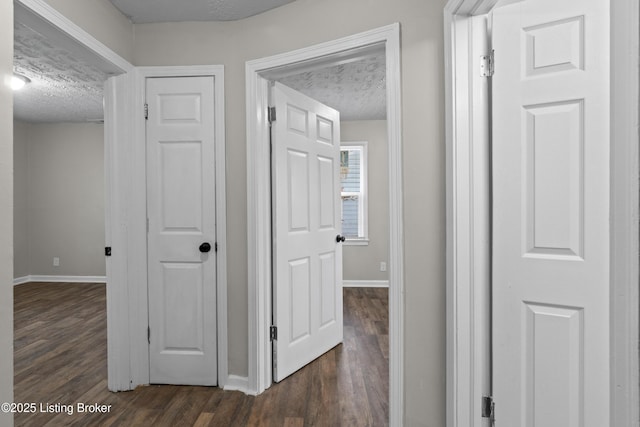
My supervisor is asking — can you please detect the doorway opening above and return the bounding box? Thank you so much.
[106,65,228,390]
[246,23,403,425]
[12,0,132,409]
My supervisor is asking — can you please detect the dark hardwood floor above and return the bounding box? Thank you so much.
[14,283,388,426]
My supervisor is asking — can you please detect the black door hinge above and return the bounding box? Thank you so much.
[270,325,277,341]
[147,326,151,344]
[482,395,495,422]
[105,247,112,256]
[144,103,149,120]
[268,106,276,124]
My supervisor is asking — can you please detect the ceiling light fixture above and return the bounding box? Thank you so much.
[11,73,31,91]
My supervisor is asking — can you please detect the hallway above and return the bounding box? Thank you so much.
[14,283,388,426]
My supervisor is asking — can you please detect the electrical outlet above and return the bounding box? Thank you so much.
[53,257,60,267]
[380,261,387,272]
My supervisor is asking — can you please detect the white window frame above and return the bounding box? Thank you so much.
[341,141,368,245]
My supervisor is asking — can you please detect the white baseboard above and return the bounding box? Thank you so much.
[343,280,389,288]
[13,275,107,285]
[223,375,254,395]
[13,276,31,285]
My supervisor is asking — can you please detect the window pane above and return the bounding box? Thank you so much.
[342,195,359,237]
[341,149,361,193]
[340,145,366,240]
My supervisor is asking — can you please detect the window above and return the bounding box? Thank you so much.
[340,142,368,244]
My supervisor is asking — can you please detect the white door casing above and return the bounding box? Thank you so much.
[271,82,343,382]
[146,76,218,385]
[246,31,403,423]
[492,0,610,425]
[107,65,227,392]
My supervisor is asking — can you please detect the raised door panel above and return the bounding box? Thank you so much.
[523,100,584,259]
[319,252,337,328]
[289,257,311,344]
[287,150,310,232]
[318,156,335,230]
[158,141,203,233]
[524,17,584,76]
[159,262,205,353]
[523,303,584,427]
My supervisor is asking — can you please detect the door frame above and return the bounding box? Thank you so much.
[12,0,141,392]
[106,65,228,390]
[444,0,640,426]
[245,23,403,425]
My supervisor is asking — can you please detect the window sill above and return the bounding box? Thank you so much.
[344,239,369,246]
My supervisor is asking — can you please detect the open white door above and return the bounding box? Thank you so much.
[492,0,610,425]
[146,76,218,385]
[271,82,343,382]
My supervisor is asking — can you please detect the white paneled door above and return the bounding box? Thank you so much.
[492,0,609,425]
[271,82,343,382]
[146,76,217,385]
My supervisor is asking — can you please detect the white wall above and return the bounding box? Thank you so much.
[0,1,14,424]
[341,120,389,282]
[44,0,134,63]
[36,0,447,423]
[14,121,29,279]
[13,122,105,279]
[133,0,447,424]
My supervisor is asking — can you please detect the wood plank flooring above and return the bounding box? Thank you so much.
[14,283,388,426]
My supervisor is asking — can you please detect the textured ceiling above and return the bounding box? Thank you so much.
[109,0,296,23]
[14,21,107,123]
[14,0,385,123]
[278,54,387,121]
